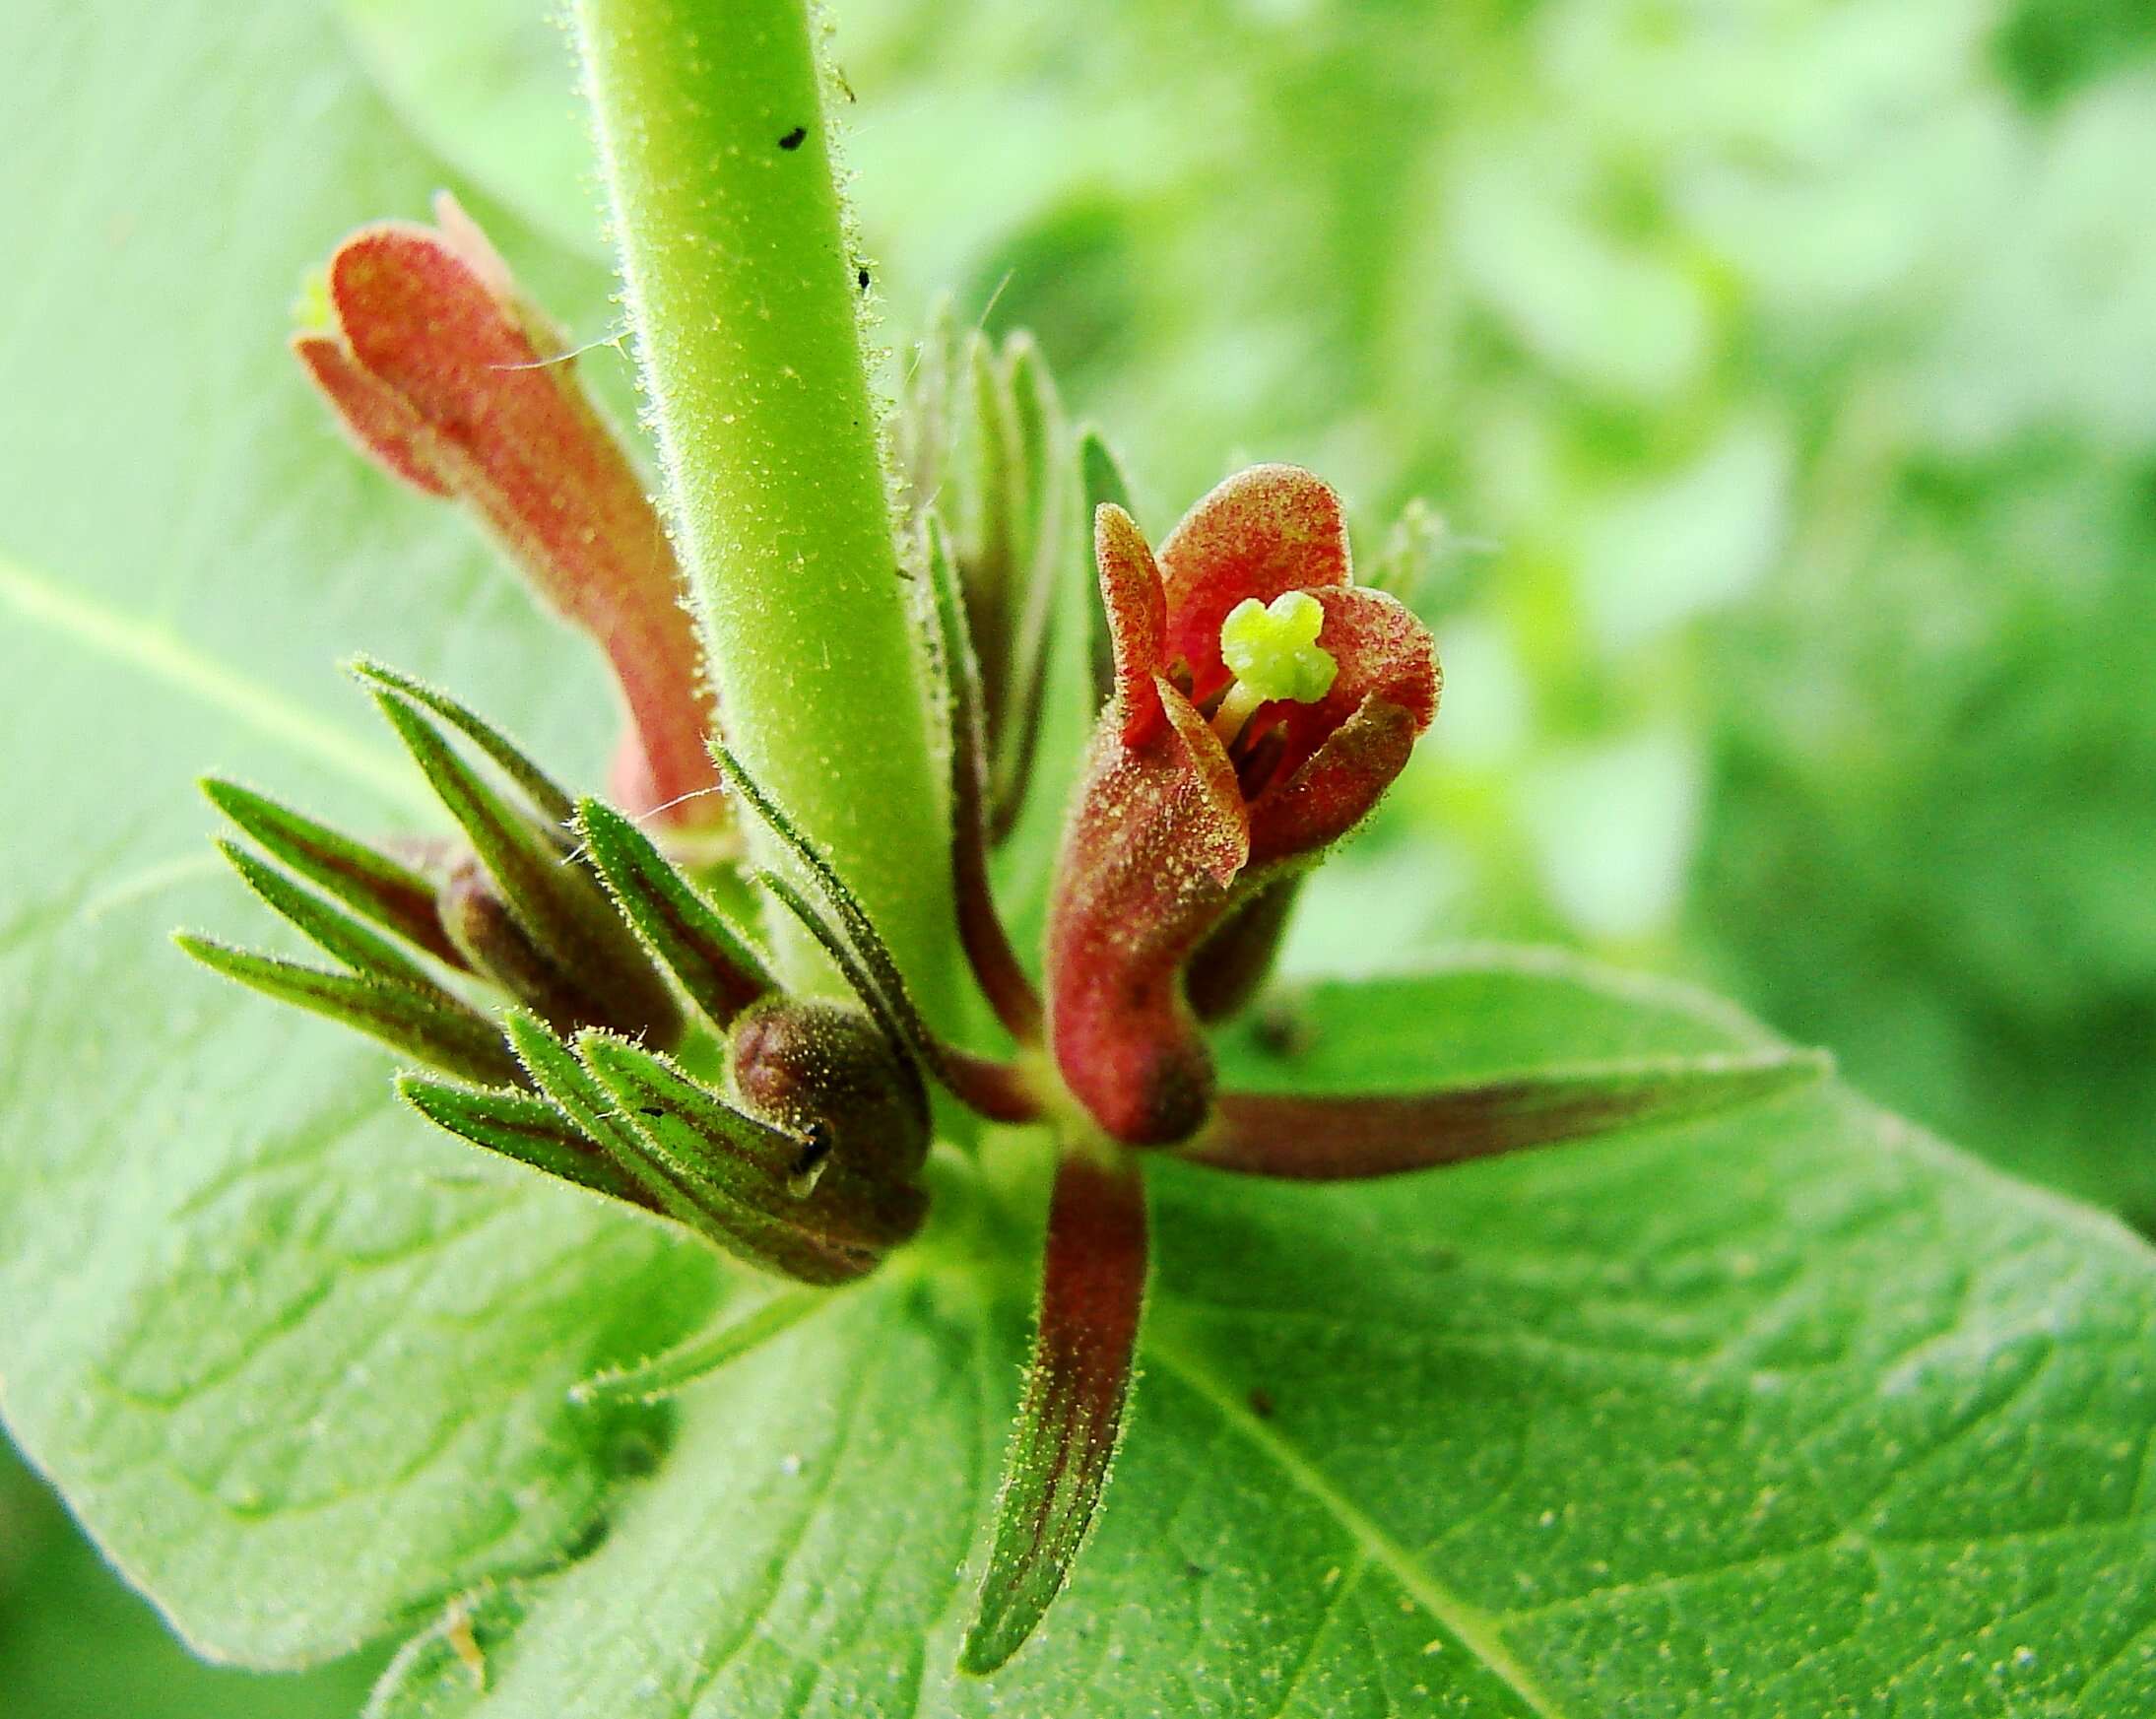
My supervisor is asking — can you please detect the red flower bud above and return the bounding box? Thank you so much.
[1046,466,1439,1145]
[293,195,721,826]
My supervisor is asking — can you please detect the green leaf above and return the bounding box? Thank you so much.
[364,954,2156,1713]
[0,0,717,1667]
[15,1,2156,1710]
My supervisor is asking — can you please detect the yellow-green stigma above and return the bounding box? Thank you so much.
[291,264,334,334]
[1211,591,1338,745]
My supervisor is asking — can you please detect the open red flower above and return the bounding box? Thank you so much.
[293,195,720,826]
[1046,465,1441,1146]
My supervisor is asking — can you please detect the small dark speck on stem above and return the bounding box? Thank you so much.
[856,265,871,292]
[1248,1387,1276,1420]
[778,125,808,151]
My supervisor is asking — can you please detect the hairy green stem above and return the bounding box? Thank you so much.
[572,0,955,1021]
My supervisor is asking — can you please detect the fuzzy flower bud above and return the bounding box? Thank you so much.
[293,194,720,826]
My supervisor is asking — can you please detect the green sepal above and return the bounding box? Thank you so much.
[367,684,681,1045]
[1078,425,1134,519]
[173,933,523,1088]
[349,657,577,837]
[713,746,917,1039]
[1361,497,1485,623]
[990,335,1072,834]
[574,1030,806,1184]
[893,295,959,503]
[577,1030,928,1253]
[571,1289,826,1405]
[502,1012,872,1286]
[213,839,452,1001]
[500,1009,707,1222]
[956,328,1020,608]
[574,796,772,1026]
[200,775,466,968]
[751,866,919,1075]
[395,1074,651,1210]
[753,862,1035,1124]
[924,511,992,833]
[924,517,1042,1043]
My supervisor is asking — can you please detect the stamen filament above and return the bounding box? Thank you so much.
[1209,680,1269,747]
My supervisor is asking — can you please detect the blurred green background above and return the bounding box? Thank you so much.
[10,0,2153,1709]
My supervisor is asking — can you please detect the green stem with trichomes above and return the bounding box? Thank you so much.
[572,0,957,1023]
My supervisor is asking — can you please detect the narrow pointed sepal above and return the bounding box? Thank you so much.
[201,776,466,968]
[757,870,1038,1125]
[720,746,1040,1124]
[500,1012,875,1286]
[987,336,1072,837]
[351,657,578,836]
[1184,1047,1834,1181]
[365,677,681,1044]
[213,839,453,1001]
[574,797,772,1026]
[174,934,523,1088]
[961,1149,1148,1676]
[571,1289,823,1404]
[395,1074,653,1210]
[576,1029,928,1254]
[924,516,1042,1045]
[1362,497,1485,622]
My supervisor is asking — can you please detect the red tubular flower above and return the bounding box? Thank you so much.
[292,195,721,826]
[1046,465,1441,1146]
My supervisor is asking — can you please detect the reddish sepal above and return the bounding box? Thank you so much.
[961,1149,1148,1675]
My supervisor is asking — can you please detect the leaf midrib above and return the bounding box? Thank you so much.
[0,547,425,810]
[1145,1328,1571,1719]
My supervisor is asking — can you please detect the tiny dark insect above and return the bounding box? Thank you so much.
[637,1106,664,1118]
[857,265,871,292]
[777,124,807,151]
[1248,1387,1276,1419]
